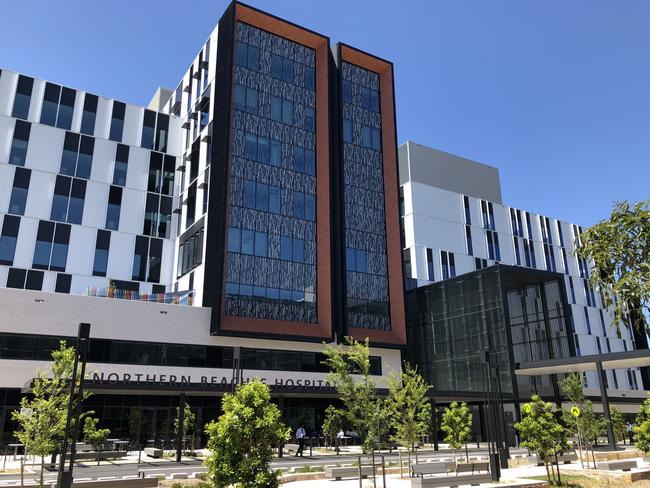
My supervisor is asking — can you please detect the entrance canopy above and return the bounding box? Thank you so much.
[514,349,650,376]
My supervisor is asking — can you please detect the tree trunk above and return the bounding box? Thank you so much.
[40,456,44,488]
[544,461,551,482]
[465,444,469,462]
[591,447,597,469]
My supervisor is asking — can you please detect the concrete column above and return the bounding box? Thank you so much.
[596,361,616,450]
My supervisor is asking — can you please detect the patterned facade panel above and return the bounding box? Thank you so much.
[225,21,318,324]
[341,61,390,331]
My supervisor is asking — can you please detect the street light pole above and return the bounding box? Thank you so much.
[57,322,91,488]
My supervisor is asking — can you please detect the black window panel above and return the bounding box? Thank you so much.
[141,109,156,149]
[158,196,172,238]
[6,268,26,289]
[67,179,86,224]
[50,223,71,271]
[9,167,30,215]
[57,87,76,130]
[76,135,94,179]
[80,93,98,135]
[55,273,72,293]
[25,270,44,291]
[186,183,196,228]
[147,238,162,283]
[162,155,175,196]
[155,113,169,153]
[143,193,159,236]
[132,236,149,281]
[106,186,122,230]
[60,131,80,176]
[109,101,126,142]
[9,120,31,166]
[50,175,71,221]
[152,284,166,294]
[40,82,61,126]
[93,230,111,277]
[111,279,139,292]
[0,215,20,265]
[113,144,129,186]
[12,75,33,119]
[147,152,163,193]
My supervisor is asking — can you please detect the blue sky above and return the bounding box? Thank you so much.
[1,0,648,226]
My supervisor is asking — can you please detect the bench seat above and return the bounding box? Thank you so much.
[411,473,493,487]
[597,460,637,471]
[325,466,374,480]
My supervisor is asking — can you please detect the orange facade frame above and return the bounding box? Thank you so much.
[219,4,333,339]
[339,44,407,346]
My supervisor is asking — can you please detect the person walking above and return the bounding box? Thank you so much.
[627,422,635,444]
[295,424,306,457]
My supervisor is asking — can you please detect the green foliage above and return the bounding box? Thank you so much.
[441,401,472,461]
[516,395,569,483]
[174,402,197,451]
[633,394,650,455]
[83,416,110,449]
[322,337,382,453]
[575,200,650,332]
[204,379,290,488]
[610,407,626,443]
[322,405,345,438]
[385,362,431,454]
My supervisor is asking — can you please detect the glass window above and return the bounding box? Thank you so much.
[426,248,434,281]
[141,110,156,149]
[105,186,122,230]
[144,192,159,236]
[9,120,31,166]
[32,220,54,269]
[50,175,71,222]
[147,152,163,193]
[269,185,281,214]
[243,180,256,209]
[155,113,169,153]
[40,83,60,126]
[76,135,94,179]
[132,236,148,281]
[270,96,282,122]
[293,146,304,173]
[282,58,293,83]
[343,119,352,143]
[258,136,269,163]
[271,55,283,79]
[282,100,293,125]
[305,107,315,132]
[227,227,241,253]
[67,179,86,225]
[236,41,247,67]
[0,215,20,266]
[255,231,267,257]
[6,268,26,289]
[109,101,126,142]
[247,45,260,71]
[241,230,254,255]
[162,155,175,196]
[60,132,79,176]
[158,196,172,238]
[304,66,315,90]
[147,238,162,283]
[9,167,30,215]
[346,248,356,271]
[93,230,111,277]
[245,87,258,114]
[80,93,98,135]
[370,89,380,112]
[234,84,246,111]
[55,273,71,293]
[113,144,129,186]
[361,87,371,109]
[362,126,372,148]
[270,140,282,166]
[24,270,43,290]
[245,133,257,160]
[293,191,305,219]
[57,87,75,130]
[342,80,352,103]
[371,128,381,151]
[255,182,268,211]
[305,149,315,176]
[292,238,304,262]
[280,236,292,261]
[12,75,33,119]
[356,249,367,273]
[305,194,315,221]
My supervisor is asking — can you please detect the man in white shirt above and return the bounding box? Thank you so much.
[295,424,306,457]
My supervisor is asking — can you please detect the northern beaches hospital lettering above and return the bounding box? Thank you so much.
[90,372,333,391]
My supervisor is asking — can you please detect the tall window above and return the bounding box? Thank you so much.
[9,120,31,166]
[426,248,434,281]
[109,101,126,142]
[481,201,495,230]
[50,176,86,225]
[463,195,471,224]
[141,109,156,149]
[32,221,70,272]
[465,226,473,255]
[40,83,76,130]
[441,251,455,279]
[113,144,129,186]
[80,93,98,135]
[402,249,411,278]
[60,132,94,179]
[132,236,162,283]
[105,186,122,230]
[486,230,500,261]
[12,75,33,119]
[513,236,521,265]
[93,230,111,277]
[0,215,20,266]
[9,167,31,215]
[568,276,576,303]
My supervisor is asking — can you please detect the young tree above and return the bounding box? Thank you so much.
[204,379,290,488]
[515,395,569,483]
[174,402,197,453]
[386,363,431,467]
[575,200,650,332]
[610,407,627,445]
[441,402,472,462]
[12,342,95,486]
[322,337,381,453]
[633,395,650,455]
[322,405,346,451]
[83,417,110,451]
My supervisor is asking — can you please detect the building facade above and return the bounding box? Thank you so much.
[0,2,405,443]
[399,141,645,401]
